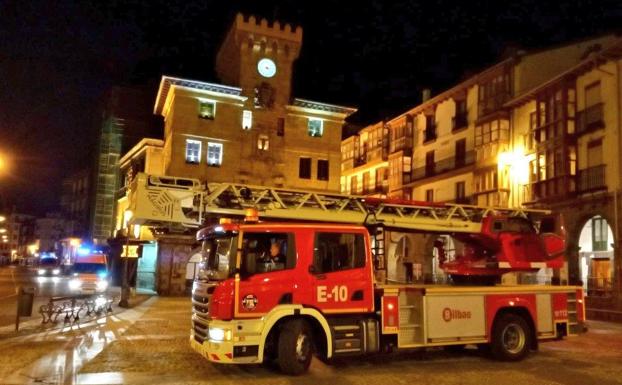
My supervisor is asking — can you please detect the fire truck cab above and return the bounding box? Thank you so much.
[191,221,584,375]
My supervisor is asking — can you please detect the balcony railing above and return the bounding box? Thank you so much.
[451,196,473,204]
[586,276,613,297]
[522,175,576,203]
[362,183,389,195]
[576,102,605,135]
[521,184,536,204]
[412,150,475,181]
[452,113,468,131]
[390,136,413,154]
[578,164,606,193]
[367,146,387,163]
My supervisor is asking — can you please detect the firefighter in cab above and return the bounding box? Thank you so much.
[260,239,286,271]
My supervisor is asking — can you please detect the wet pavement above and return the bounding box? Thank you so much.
[0,295,620,385]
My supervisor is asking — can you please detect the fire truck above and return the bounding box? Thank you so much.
[128,173,585,375]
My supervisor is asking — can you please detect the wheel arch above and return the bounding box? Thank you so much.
[259,305,333,362]
[491,306,538,350]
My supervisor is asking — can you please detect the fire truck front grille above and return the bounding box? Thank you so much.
[192,281,217,343]
[193,318,209,343]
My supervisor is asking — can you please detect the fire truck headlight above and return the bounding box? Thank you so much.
[69,279,82,290]
[38,269,45,275]
[52,269,60,275]
[208,327,232,342]
[96,280,109,291]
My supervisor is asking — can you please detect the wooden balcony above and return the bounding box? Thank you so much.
[578,164,607,193]
[522,175,576,204]
[576,102,605,135]
[411,151,475,181]
[390,136,413,155]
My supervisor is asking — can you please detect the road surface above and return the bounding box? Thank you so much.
[0,296,620,385]
[0,265,93,327]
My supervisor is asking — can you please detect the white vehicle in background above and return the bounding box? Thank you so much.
[36,254,62,277]
[68,250,109,295]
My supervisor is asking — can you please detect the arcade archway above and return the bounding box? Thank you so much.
[578,215,615,296]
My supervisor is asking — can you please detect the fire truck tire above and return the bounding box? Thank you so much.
[491,313,532,361]
[277,319,313,375]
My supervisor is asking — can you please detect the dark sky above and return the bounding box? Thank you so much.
[1,0,621,215]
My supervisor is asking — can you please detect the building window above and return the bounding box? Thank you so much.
[455,139,466,167]
[585,81,602,108]
[277,118,285,136]
[308,118,323,137]
[453,99,468,130]
[478,71,511,117]
[425,150,435,177]
[317,159,329,181]
[258,135,269,151]
[455,181,466,202]
[362,172,371,194]
[242,110,252,130]
[185,139,201,164]
[351,175,358,194]
[424,115,436,142]
[207,142,223,166]
[475,119,509,147]
[592,217,608,251]
[198,100,216,120]
[425,189,434,202]
[299,157,311,179]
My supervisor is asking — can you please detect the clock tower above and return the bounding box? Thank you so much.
[215,13,303,109]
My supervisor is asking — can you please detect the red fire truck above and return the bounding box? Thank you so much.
[126,174,584,375]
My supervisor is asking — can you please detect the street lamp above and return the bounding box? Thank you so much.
[119,209,133,308]
[0,152,9,176]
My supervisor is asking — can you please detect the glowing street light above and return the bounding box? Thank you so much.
[0,152,8,175]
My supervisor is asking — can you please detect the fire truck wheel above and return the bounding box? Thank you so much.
[491,313,532,361]
[277,319,313,375]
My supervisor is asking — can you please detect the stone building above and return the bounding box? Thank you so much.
[115,14,355,295]
[342,35,622,319]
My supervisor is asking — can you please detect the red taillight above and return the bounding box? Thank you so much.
[576,289,585,321]
[383,296,399,332]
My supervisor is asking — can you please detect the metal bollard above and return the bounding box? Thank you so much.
[15,286,36,331]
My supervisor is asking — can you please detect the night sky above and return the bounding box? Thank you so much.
[1,0,621,215]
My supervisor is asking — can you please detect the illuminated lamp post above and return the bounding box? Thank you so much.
[119,210,133,308]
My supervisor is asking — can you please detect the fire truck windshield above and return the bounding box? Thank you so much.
[199,233,238,281]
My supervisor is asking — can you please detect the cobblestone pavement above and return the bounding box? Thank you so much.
[2,296,622,384]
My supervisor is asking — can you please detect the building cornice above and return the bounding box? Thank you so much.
[154,76,244,115]
[119,138,164,167]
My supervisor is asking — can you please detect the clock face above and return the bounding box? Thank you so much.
[257,58,277,78]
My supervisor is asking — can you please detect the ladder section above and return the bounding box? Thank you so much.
[128,173,205,227]
[126,173,551,233]
[566,292,580,335]
[203,182,549,233]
